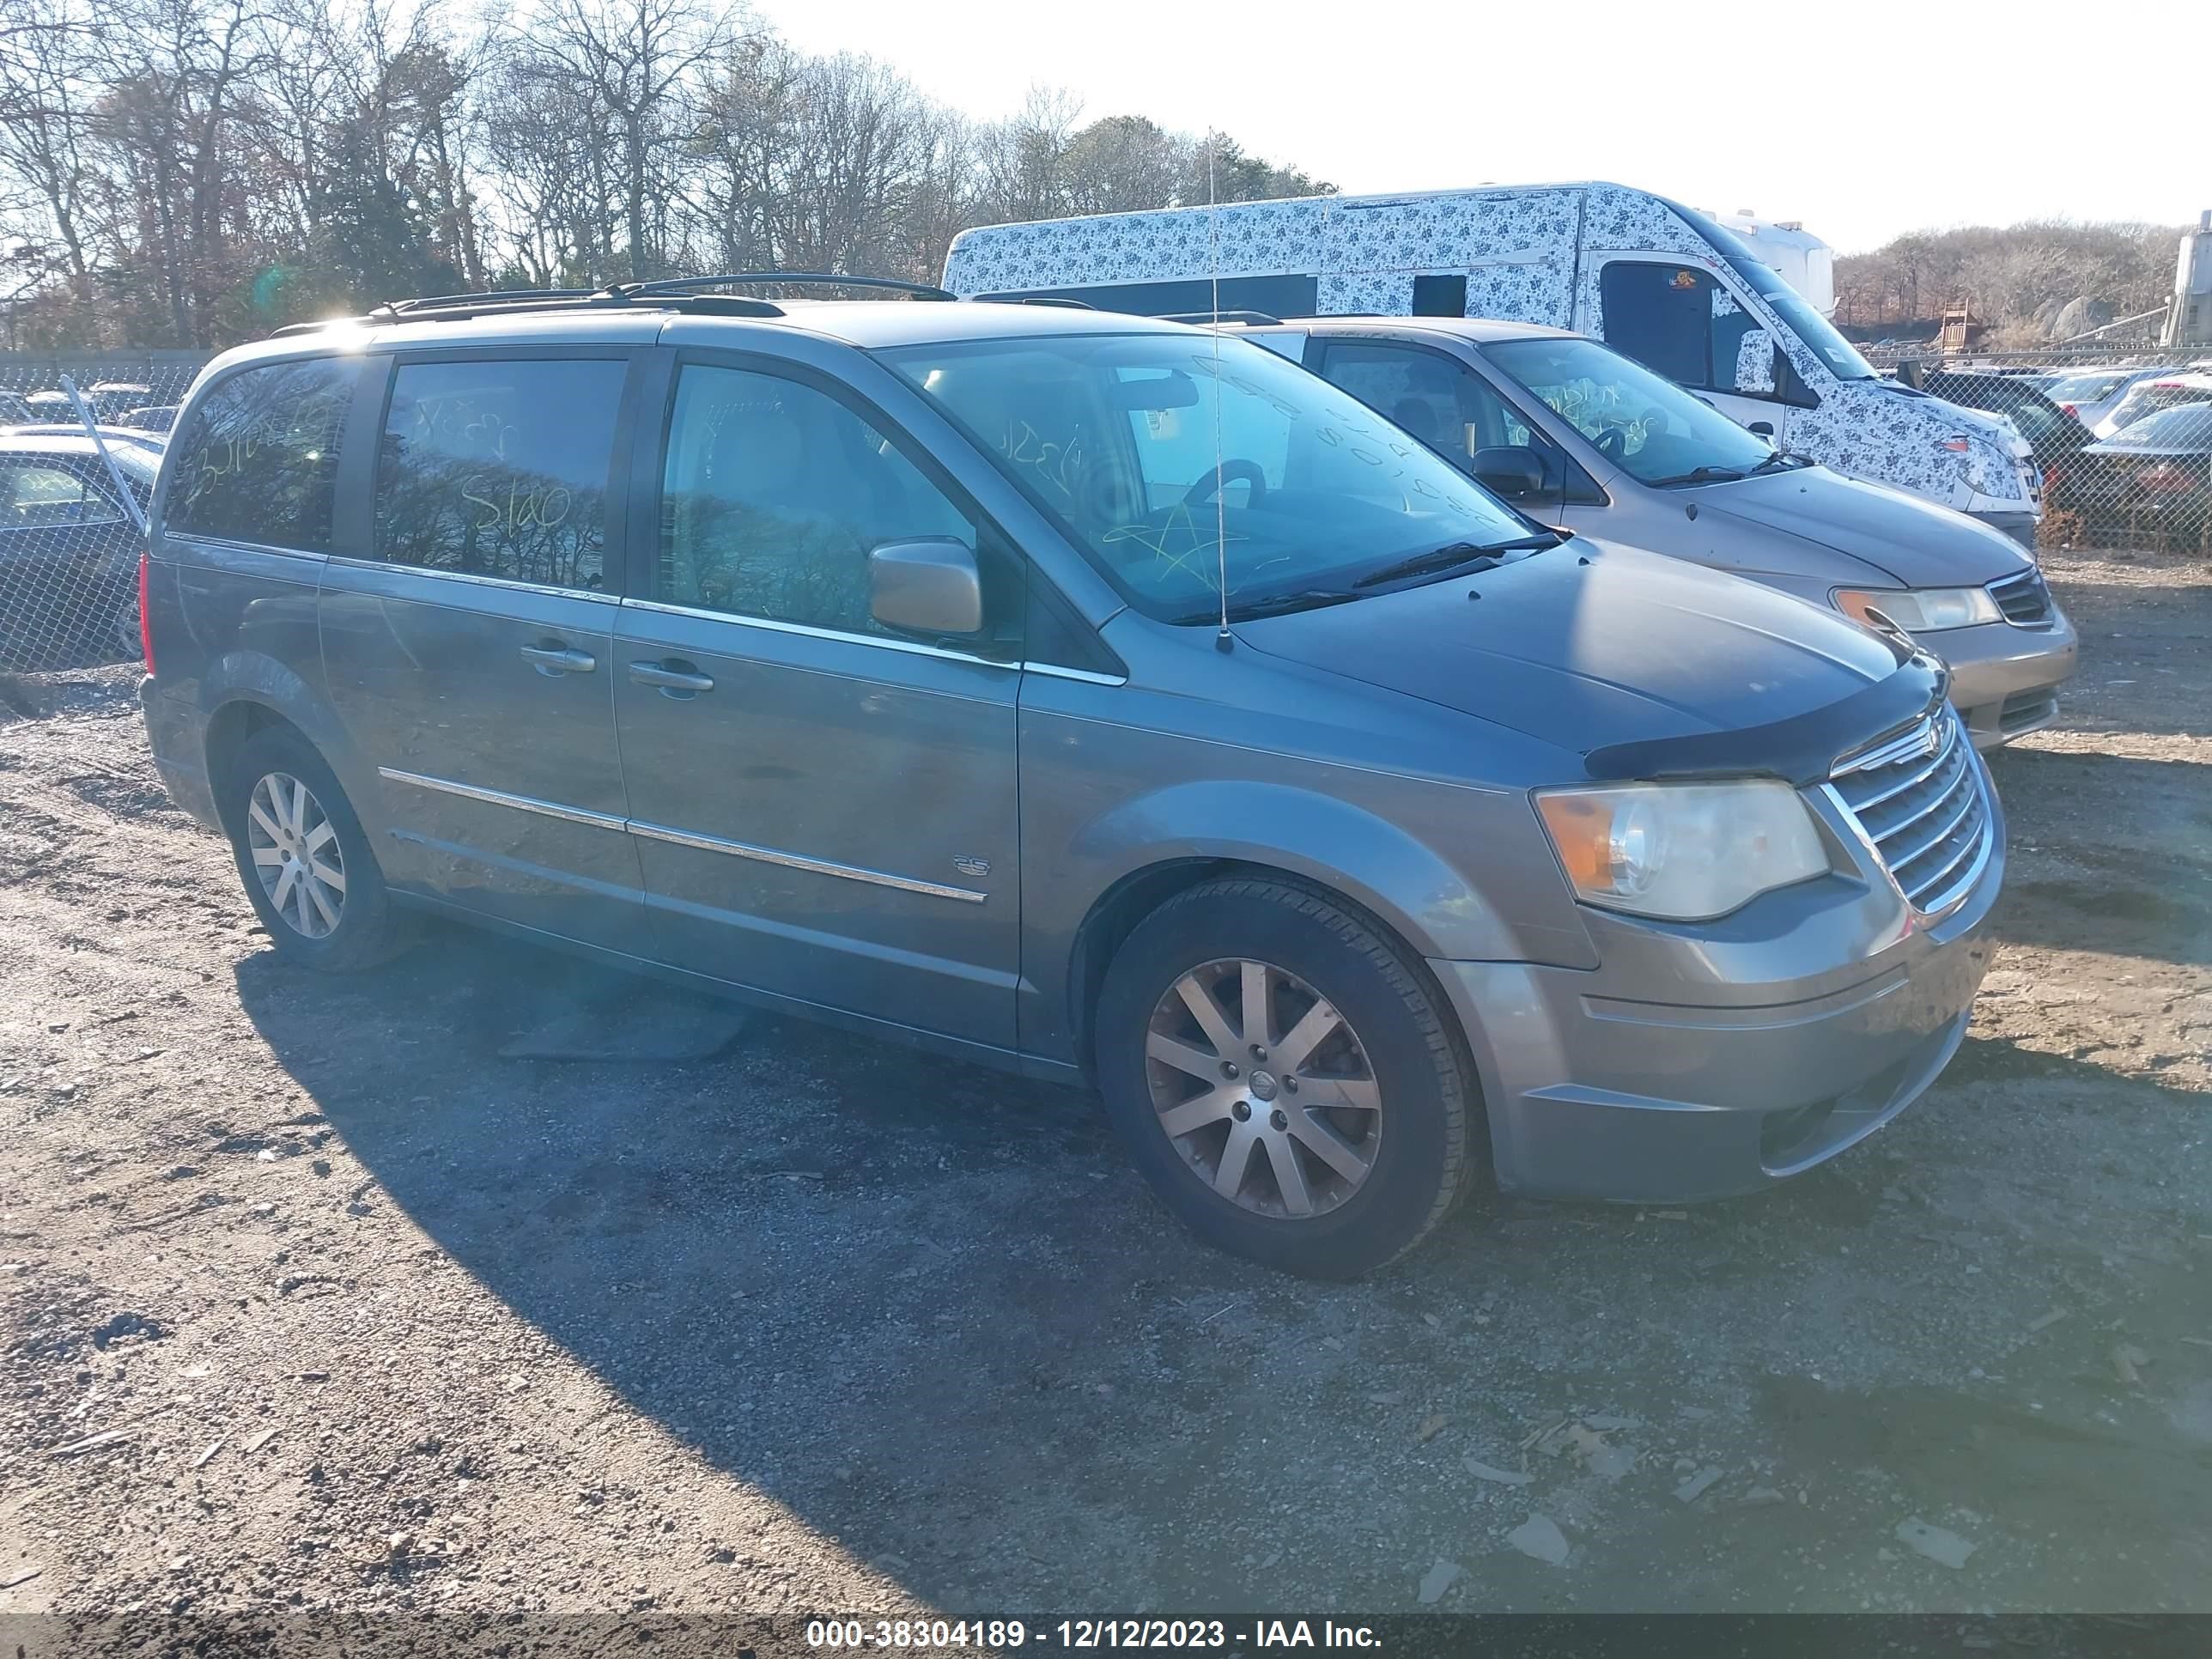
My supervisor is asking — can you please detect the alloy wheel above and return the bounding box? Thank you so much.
[1143,957,1382,1219]
[246,770,347,939]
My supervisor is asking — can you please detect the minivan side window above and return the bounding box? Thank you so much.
[167,360,353,550]
[373,358,626,592]
[1599,263,1761,396]
[1316,340,1596,501]
[658,364,976,639]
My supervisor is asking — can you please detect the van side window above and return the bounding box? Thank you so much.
[373,358,624,591]
[168,361,352,550]
[659,364,976,638]
[1600,263,1764,394]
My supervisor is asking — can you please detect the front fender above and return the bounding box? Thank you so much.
[1070,777,1527,966]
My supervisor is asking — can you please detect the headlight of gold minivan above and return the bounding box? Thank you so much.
[1832,586,2001,633]
[1534,781,1829,921]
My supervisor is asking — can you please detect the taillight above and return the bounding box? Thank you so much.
[2058,402,2078,416]
[137,550,155,675]
[2140,463,2194,495]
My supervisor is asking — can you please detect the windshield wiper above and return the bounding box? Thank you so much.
[1646,463,1752,488]
[1352,531,1565,590]
[1170,587,1363,625]
[1747,451,1809,476]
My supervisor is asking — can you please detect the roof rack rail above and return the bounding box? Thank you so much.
[385,287,604,313]
[1006,295,1095,309]
[1158,309,1281,327]
[611,272,957,302]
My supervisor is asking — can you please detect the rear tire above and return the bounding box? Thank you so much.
[1095,876,1476,1279]
[223,726,409,972]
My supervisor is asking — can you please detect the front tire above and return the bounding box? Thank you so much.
[1095,877,1477,1279]
[223,726,408,971]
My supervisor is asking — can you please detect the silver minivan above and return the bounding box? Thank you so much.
[138,286,2002,1279]
[1244,319,2079,747]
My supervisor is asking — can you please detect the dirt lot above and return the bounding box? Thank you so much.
[2,548,2209,1641]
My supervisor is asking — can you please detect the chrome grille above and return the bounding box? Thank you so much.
[1828,710,1992,916]
[1988,568,2052,625]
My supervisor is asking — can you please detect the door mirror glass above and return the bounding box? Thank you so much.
[870,539,983,638]
[1731,326,1776,395]
[1470,446,1547,500]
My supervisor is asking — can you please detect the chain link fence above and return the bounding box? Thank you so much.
[0,356,204,675]
[1859,343,2212,556]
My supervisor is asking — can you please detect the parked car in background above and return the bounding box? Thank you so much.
[2045,365,2184,432]
[1921,369,2094,501]
[137,289,2002,1278]
[117,404,180,433]
[2093,371,2212,439]
[2,422,166,454]
[2066,404,2212,549]
[1243,318,2075,746]
[86,381,153,422]
[0,433,156,670]
[943,182,2045,544]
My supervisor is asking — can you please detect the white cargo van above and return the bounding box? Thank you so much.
[943,182,2042,545]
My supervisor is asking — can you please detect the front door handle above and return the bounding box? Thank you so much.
[520,642,597,675]
[629,659,716,696]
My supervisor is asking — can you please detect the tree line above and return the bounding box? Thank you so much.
[0,0,1331,349]
[1834,220,2185,346]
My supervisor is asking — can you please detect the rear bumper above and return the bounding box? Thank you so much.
[1924,606,2078,747]
[138,675,221,830]
[1432,804,2002,1203]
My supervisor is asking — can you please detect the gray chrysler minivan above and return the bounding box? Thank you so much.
[139,287,2002,1278]
[1242,319,2078,747]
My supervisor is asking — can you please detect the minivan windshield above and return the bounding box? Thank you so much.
[1484,336,1784,489]
[884,331,1538,620]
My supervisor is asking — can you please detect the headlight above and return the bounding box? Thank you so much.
[1534,780,1829,921]
[1832,586,2001,632]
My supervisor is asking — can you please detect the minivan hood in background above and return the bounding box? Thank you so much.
[1700,468,2033,588]
[1235,541,1907,765]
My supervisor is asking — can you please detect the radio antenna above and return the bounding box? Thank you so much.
[1207,140,1231,651]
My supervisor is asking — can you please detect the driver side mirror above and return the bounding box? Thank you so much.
[870,539,982,638]
[1773,345,1820,410]
[1470,446,1548,501]
[1733,326,1777,395]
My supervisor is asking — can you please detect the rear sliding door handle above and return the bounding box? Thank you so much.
[520,643,597,675]
[628,659,716,696]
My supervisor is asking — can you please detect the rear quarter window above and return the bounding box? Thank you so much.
[166,359,354,550]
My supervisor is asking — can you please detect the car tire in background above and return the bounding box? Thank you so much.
[1094,876,1478,1279]
[224,726,410,971]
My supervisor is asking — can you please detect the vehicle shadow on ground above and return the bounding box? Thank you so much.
[231,927,2212,1612]
[1985,747,2212,968]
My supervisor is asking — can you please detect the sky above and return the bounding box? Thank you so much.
[754,0,2206,255]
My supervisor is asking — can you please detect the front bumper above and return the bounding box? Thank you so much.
[1432,784,2002,1203]
[1922,606,2078,748]
[1966,508,2039,552]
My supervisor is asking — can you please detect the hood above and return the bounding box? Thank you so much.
[1234,539,1909,766]
[1697,466,2033,586]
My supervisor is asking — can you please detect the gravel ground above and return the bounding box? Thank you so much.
[1,547,2208,1642]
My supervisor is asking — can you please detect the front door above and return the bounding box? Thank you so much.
[612,355,1023,1049]
[1589,258,1792,445]
[320,349,645,949]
